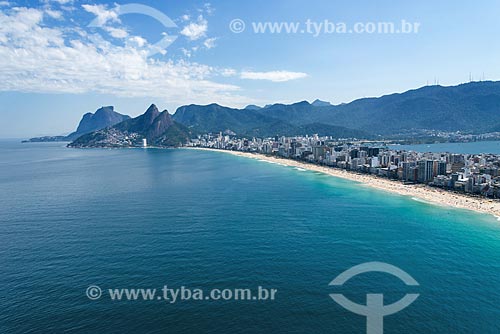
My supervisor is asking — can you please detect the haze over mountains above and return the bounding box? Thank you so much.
[173,102,369,138]
[174,81,500,137]
[25,81,500,146]
[25,106,130,142]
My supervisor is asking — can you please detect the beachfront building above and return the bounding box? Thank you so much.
[191,133,500,198]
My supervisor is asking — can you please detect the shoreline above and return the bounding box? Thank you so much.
[186,147,500,219]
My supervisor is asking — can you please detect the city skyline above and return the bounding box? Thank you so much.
[2,2,500,333]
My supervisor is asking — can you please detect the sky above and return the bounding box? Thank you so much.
[1,0,500,137]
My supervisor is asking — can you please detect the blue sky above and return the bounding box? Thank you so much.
[1,0,500,137]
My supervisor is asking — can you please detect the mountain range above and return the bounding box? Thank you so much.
[25,81,500,147]
[173,103,369,138]
[68,104,192,148]
[173,81,500,138]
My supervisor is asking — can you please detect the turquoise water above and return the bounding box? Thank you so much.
[390,140,500,154]
[1,141,499,333]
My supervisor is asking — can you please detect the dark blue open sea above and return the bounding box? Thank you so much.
[1,140,499,333]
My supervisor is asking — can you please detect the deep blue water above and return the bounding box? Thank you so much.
[1,140,499,333]
[390,140,500,154]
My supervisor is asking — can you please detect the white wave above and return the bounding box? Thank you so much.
[411,197,432,205]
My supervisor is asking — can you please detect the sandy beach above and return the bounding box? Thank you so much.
[187,147,500,218]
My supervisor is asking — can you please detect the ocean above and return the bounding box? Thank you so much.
[1,140,499,333]
[389,140,500,154]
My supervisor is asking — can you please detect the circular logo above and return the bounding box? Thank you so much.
[229,19,246,33]
[329,262,419,334]
[86,285,102,300]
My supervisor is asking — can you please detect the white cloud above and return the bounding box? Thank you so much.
[0,1,11,7]
[82,4,128,40]
[127,36,147,48]
[202,3,215,15]
[45,9,63,20]
[0,7,251,106]
[105,26,128,39]
[44,0,73,4]
[82,4,119,26]
[203,37,217,49]
[180,14,190,21]
[240,70,308,82]
[180,15,207,41]
[41,0,75,12]
[221,68,237,77]
[180,48,192,58]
